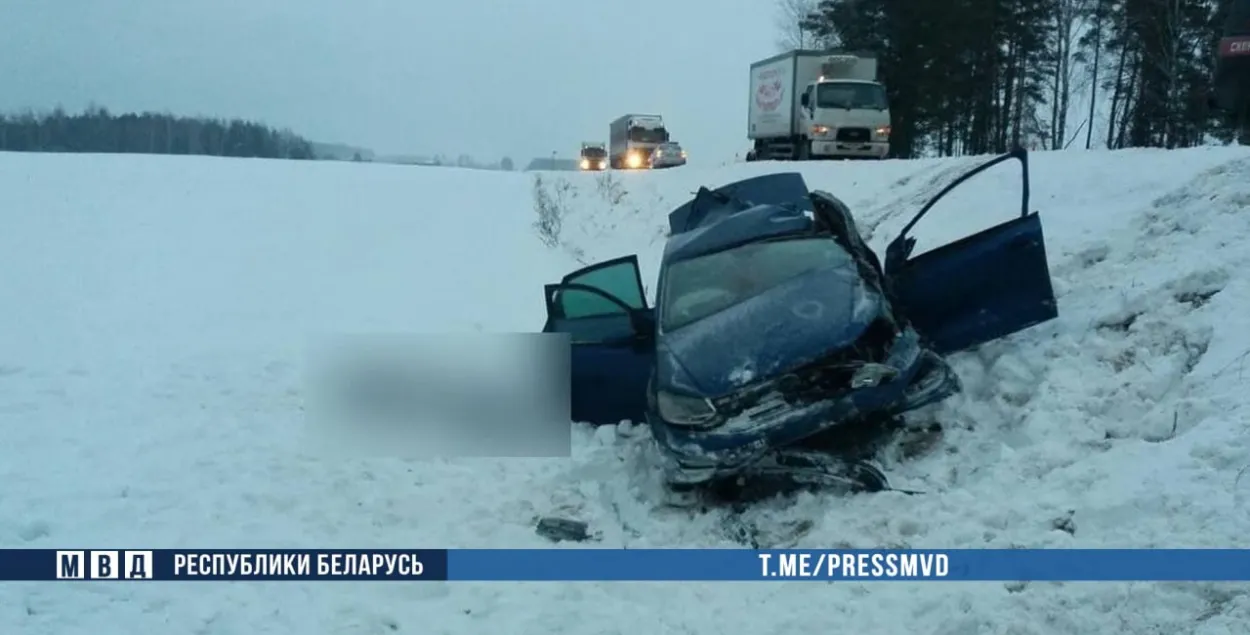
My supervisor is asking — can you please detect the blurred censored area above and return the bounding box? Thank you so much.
[306,333,571,458]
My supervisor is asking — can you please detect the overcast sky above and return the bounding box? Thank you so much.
[0,0,779,163]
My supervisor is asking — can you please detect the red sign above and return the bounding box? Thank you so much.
[1220,36,1250,57]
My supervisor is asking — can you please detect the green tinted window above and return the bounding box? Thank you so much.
[559,261,645,318]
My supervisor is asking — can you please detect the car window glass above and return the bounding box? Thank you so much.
[660,237,851,331]
[550,313,636,344]
[560,262,645,318]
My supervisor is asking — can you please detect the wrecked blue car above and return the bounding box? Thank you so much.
[541,147,1058,494]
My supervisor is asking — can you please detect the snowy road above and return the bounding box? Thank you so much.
[3,148,1250,633]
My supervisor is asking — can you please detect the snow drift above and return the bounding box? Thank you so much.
[3,147,1250,633]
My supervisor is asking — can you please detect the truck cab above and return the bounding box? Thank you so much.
[579,142,607,171]
[609,114,670,169]
[798,76,890,159]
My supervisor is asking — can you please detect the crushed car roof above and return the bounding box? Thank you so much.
[663,172,817,263]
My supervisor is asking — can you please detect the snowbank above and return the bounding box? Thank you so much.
[4,147,1250,633]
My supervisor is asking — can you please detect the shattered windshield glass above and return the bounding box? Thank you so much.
[660,237,852,332]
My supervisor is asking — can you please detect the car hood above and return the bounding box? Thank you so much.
[656,265,881,397]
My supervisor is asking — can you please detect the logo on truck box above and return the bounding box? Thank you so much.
[755,68,785,112]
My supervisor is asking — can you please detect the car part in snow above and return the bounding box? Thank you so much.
[702,451,889,504]
[535,517,595,543]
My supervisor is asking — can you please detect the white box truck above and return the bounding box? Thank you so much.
[746,50,890,161]
[609,114,670,169]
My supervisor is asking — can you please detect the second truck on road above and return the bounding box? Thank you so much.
[609,114,670,169]
[746,50,891,161]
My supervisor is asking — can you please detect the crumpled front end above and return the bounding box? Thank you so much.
[650,321,959,486]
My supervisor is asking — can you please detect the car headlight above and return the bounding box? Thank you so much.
[656,390,717,426]
[874,125,891,137]
[812,125,830,135]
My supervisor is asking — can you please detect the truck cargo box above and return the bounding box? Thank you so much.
[748,50,878,140]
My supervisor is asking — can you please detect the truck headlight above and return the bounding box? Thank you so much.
[656,390,717,426]
[626,152,642,168]
[811,125,830,136]
[580,158,590,170]
[874,125,891,137]
[597,160,606,169]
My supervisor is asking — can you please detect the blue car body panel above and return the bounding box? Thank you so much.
[655,264,876,397]
[650,330,942,483]
[541,147,1059,486]
[666,172,813,238]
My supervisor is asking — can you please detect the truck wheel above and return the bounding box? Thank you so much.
[796,141,811,161]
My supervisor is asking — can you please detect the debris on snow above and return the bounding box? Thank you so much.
[535,517,596,543]
[1050,510,1077,536]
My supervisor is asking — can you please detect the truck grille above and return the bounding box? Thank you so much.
[836,127,871,143]
[712,318,898,417]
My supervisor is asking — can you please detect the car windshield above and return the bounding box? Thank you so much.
[629,126,669,143]
[660,237,852,332]
[816,82,888,110]
[655,143,681,153]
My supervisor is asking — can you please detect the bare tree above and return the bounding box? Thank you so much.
[1082,0,1107,148]
[1049,0,1090,149]
[774,0,822,51]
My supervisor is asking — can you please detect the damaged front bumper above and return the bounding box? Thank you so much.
[650,326,958,486]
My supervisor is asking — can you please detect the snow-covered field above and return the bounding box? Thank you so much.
[3,147,1250,633]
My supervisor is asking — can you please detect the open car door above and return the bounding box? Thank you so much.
[542,255,655,426]
[883,147,1058,355]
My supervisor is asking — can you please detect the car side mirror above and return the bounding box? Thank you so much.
[884,236,916,276]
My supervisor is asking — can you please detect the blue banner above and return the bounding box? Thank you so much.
[5,549,1250,582]
[1,550,448,581]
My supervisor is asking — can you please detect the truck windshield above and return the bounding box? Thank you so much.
[629,127,669,143]
[581,147,606,158]
[816,82,888,110]
[659,237,853,332]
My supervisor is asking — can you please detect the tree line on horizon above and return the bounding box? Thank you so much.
[777,0,1248,158]
[0,105,524,169]
[0,106,317,159]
